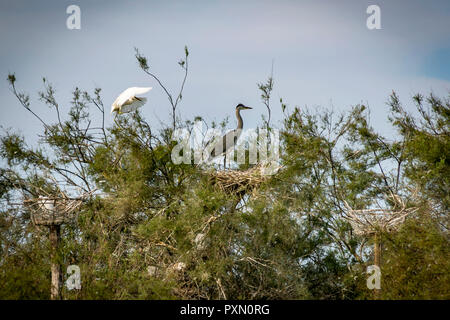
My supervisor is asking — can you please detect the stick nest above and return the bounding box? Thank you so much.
[208,162,279,195]
[343,193,418,236]
[24,190,94,226]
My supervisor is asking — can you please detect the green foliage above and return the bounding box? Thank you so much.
[1,55,448,300]
[0,209,50,299]
[380,216,450,299]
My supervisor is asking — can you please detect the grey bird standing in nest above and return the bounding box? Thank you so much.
[207,103,252,169]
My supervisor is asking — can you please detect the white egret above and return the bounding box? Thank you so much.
[111,87,152,114]
[38,196,55,212]
[208,103,252,168]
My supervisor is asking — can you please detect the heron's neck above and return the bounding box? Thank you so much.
[236,109,243,130]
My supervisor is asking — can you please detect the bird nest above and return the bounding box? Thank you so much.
[24,190,94,226]
[208,162,280,195]
[343,193,418,236]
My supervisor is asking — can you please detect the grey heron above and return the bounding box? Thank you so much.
[208,103,252,168]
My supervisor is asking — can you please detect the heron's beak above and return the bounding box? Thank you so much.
[244,106,252,110]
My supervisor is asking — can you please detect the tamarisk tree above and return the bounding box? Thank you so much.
[0,48,448,299]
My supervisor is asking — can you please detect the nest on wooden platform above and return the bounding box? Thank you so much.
[342,193,418,236]
[23,190,94,226]
[208,162,280,195]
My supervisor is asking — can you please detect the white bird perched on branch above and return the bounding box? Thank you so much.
[111,87,152,114]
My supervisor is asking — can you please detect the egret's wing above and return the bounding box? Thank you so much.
[113,88,136,108]
[120,98,147,113]
[130,87,152,96]
[120,97,147,113]
[111,87,152,112]
[111,103,117,114]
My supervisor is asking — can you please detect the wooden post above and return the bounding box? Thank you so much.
[49,224,62,300]
[373,232,381,299]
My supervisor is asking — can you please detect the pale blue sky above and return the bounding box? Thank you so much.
[1,0,449,145]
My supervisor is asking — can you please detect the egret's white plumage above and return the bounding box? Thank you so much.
[111,87,152,114]
[38,196,55,212]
